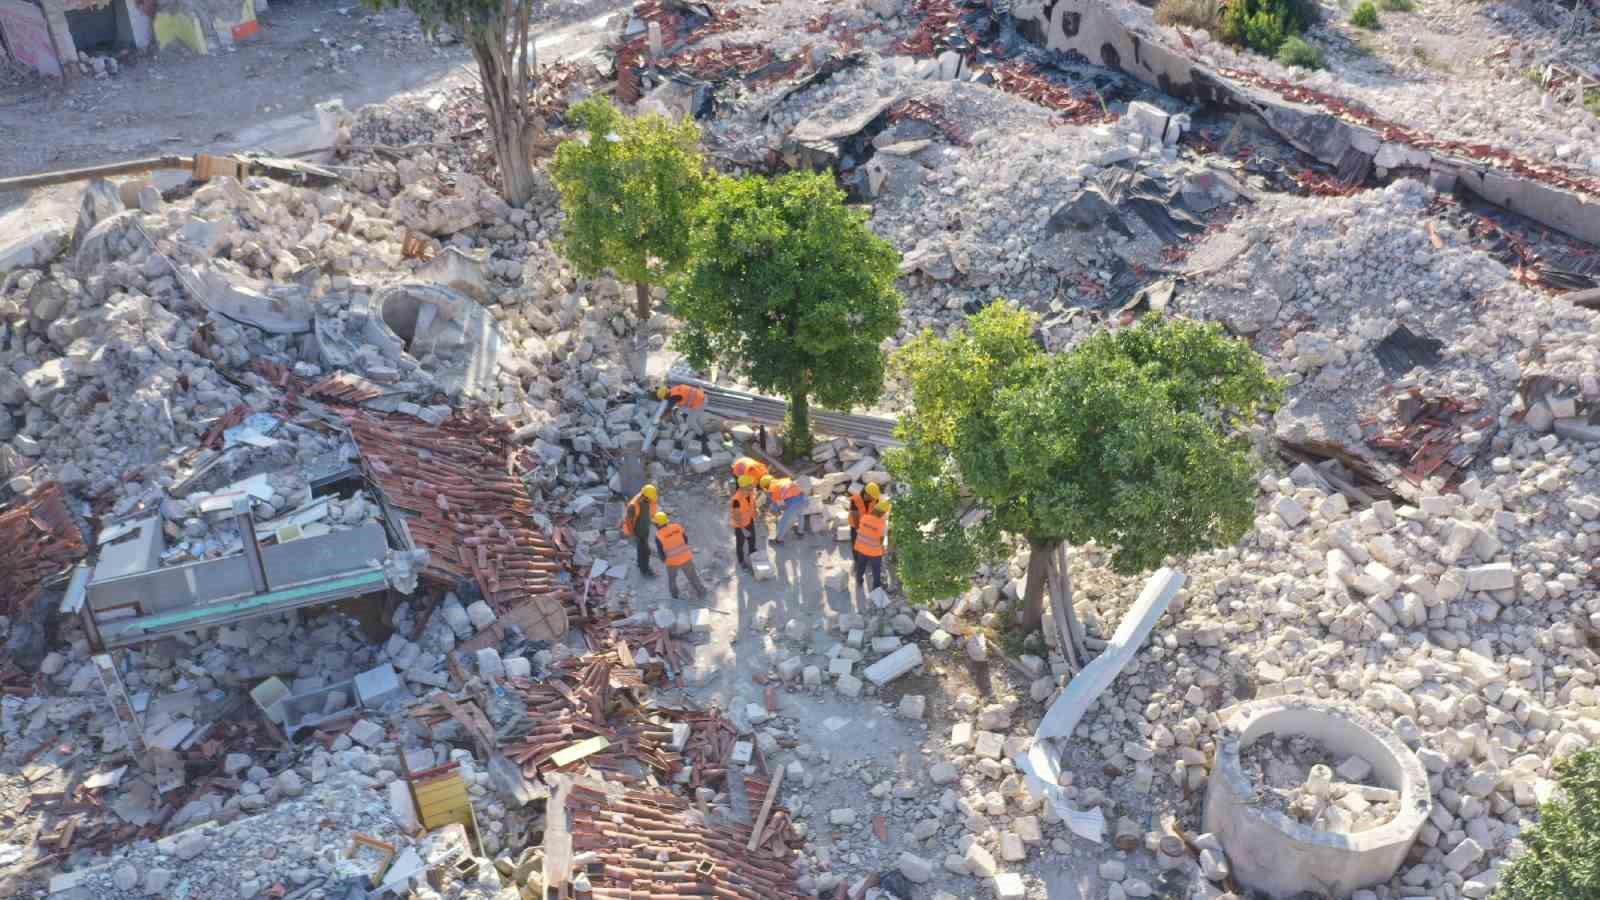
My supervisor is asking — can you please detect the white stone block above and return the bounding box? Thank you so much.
[864,644,923,686]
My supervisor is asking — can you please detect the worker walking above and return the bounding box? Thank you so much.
[845,481,881,547]
[653,512,707,601]
[731,475,758,572]
[730,456,768,492]
[760,474,807,545]
[621,484,660,577]
[853,499,890,595]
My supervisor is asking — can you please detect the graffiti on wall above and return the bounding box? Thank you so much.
[0,0,62,76]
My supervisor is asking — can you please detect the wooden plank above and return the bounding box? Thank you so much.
[746,764,785,852]
[549,736,610,768]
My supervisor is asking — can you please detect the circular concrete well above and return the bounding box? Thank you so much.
[1202,698,1432,899]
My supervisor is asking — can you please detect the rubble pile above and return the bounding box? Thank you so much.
[1125,0,1600,176]
[1237,734,1397,834]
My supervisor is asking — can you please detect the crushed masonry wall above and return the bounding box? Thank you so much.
[1009,0,1600,246]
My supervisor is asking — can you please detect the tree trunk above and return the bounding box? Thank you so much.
[634,281,651,321]
[467,11,537,207]
[1021,539,1088,670]
[1021,540,1051,631]
[784,388,812,460]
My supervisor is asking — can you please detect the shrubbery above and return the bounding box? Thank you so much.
[1495,749,1600,899]
[1350,1,1381,29]
[1218,0,1319,57]
[1276,35,1324,69]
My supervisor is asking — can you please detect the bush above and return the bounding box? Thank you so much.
[1155,0,1222,29]
[1350,1,1381,28]
[1495,749,1600,900]
[1219,0,1318,56]
[1378,0,1413,10]
[1276,35,1324,69]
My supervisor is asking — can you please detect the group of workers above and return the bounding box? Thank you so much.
[620,383,893,601]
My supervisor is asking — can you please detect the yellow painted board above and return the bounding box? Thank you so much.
[550,736,610,768]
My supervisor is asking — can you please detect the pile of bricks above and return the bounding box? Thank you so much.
[0,481,87,619]
[559,779,807,898]
[499,656,679,781]
[345,409,576,614]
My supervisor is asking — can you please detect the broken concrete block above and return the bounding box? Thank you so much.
[1272,495,1307,527]
[389,779,419,830]
[865,644,923,686]
[974,730,1004,759]
[966,634,988,662]
[250,677,290,724]
[931,629,953,650]
[778,656,804,681]
[951,722,973,747]
[915,609,941,632]
[836,674,863,698]
[929,761,959,784]
[349,719,384,748]
[828,657,853,677]
[0,226,68,274]
[899,852,935,883]
[802,665,823,687]
[964,842,998,876]
[868,587,890,608]
[899,694,926,719]
[730,741,753,765]
[475,647,505,679]
[993,873,1026,899]
[354,663,402,708]
[752,558,776,581]
[1466,563,1515,592]
[504,656,532,678]
[465,600,497,630]
[999,831,1026,861]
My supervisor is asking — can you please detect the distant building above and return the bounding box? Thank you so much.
[0,0,261,76]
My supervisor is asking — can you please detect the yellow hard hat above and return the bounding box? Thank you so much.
[641,484,658,501]
[738,475,754,488]
[865,482,881,499]
[759,475,774,489]
[656,386,669,400]
[876,499,891,513]
[653,511,668,526]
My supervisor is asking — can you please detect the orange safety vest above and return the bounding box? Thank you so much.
[621,493,657,537]
[668,385,706,411]
[730,489,756,528]
[767,478,803,506]
[854,511,886,557]
[657,523,692,567]
[731,457,768,484]
[848,491,870,528]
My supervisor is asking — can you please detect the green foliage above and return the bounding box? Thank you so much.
[551,96,707,293]
[669,172,902,456]
[886,303,1281,606]
[1275,35,1324,69]
[1495,749,1600,900]
[1219,0,1317,55]
[1378,0,1413,10]
[1350,1,1380,28]
[1154,0,1221,30]
[1585,89,1600,116]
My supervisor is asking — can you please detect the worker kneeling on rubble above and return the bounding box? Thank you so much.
[653,512,707,601]
[853,499,890,594]
[658,383,706,435]
[622,484,660,577]
[760,474,807,545]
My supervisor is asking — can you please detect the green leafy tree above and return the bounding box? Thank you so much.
[887,303,1280,661]
[551,97,708,321]
[1496,749,1600,900]
[669,172,902,457]
[364,0,539,205]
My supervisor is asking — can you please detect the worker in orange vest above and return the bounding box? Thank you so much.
[657,383,707,435]
[730,456,768,492]
[652,512,707,601]
[760,474,807,545]
[730,475,758,572]
[845,481,881,547]
[853,499,890,594]
[621,484,659,577]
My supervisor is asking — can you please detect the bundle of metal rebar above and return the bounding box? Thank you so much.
[675,377,903,448]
